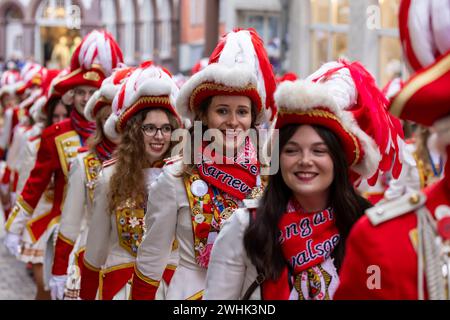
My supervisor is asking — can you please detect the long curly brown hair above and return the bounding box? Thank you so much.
[108,107,180,212]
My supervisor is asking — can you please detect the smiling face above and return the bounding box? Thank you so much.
[280,125,334,211]
[202,95,253,155]
[142,109,172,164]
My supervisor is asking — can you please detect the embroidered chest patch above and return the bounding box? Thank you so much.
[116,198,146,256]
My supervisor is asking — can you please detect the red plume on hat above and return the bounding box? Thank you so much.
[177,28,277,126]
[54,29,124,95]
[276,72,298,85]
[275,60,404,185]
[70,30,124,76]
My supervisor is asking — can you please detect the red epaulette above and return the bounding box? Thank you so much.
[103,158,118,168]
[40,118,72,139]
[77,146,89,153]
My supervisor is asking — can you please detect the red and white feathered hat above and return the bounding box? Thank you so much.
[0,69,20,98]
[399,0,450,72]
[390,0,450,126]
[104,61,181,140]
[54,29,124,94]
[275,60,404,185]
[29,69,64,122]
[40,68,71,113]
[84,65,135,122]
[176,28,277,126]
[18,68,61,112]
[15,62,47,96]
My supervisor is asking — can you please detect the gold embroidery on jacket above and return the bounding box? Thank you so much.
[116,197,146,256]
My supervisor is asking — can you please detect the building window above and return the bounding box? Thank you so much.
[310,0,349,72]
[191,0,205,26]
[5,6,23,60]
[101,0,117,39]
[121,0,135,65]
[158,0,172,59]
[141,0,154,60]
[377,0,402,86]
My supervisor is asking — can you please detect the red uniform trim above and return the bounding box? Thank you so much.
[130,267,159,300]
[52,233,75,275]
[99,264,134,300]
[79,258,100,300]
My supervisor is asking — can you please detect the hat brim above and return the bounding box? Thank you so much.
[54,66,105,94]
[390,50,450,126]
[276,108,362,167]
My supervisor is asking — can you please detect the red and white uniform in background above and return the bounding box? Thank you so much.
[0,64,49,219]
[80,63,181,300]
[335,0,450,300]
[4,30,123,274]
[12,71,69,271]
[50,66,133,300]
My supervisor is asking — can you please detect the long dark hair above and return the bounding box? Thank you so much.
[243,124,372,280]
[45,97,72,127]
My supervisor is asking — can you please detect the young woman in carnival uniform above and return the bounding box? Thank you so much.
[79,62,181,300]
[3,30,124,298]
[4,68,60,213]
[48,66,134,300]
[130,28,277,300]
[204,60,404,300]
[335,0,450,300]
[9,70,72,300]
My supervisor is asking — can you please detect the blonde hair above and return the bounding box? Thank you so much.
[108,108,180,212]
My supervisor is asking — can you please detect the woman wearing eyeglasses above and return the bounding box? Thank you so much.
[79,62,181,300]
[130,29,277,300]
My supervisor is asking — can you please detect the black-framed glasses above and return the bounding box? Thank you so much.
[141,124,173,137]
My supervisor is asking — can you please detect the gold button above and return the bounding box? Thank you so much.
[67,152,74,157]
[65,141,72,146]
[409,194,420,205]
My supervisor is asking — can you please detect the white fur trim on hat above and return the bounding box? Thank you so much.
[108,64,180,138]
[84,90,102,122]
[275,79,381,179]
[104,112,119,141]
